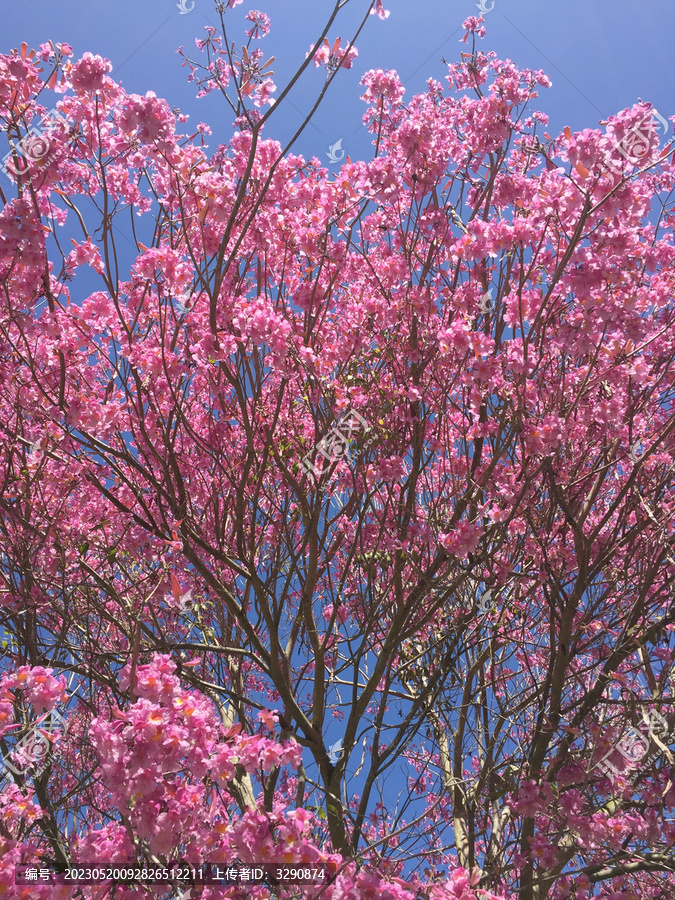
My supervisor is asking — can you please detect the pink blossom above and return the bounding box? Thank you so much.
[5,666,67,712]
[370,0,390,20]
[117,91,175,145]
[439,522,484,559]
[278,740,303,767]
[67,238,104,274]
[245,11,271,39]
[252,76,276,107]
[361,69,405,105]
[68,52,112,93]
[2,28,675,900]
[461,16,487,43]
[258,709,279,730]
[308,38,358,71]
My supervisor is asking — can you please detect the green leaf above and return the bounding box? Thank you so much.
[305,804,326,820]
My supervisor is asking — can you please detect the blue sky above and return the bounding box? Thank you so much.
[2,0,675,170]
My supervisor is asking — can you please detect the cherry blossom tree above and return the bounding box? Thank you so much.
[0,5,674,899]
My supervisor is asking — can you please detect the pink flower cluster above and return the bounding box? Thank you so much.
[461,16,487,43]
[133,246,194,292]
[0,666,67,716]
[525,414,564,456]
[245,10,271,39]
[68,51,112,93]
[439,521,484,559]
[67,238,104,274]
[309,37,359,71]
[2,12,675,897]
[361,68,405,106]
[116,91,175,146]
[87,655,305,856]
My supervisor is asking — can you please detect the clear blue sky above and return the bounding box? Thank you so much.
[2,0,674,169]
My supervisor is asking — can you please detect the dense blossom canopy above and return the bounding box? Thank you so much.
[0,7,674,900]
